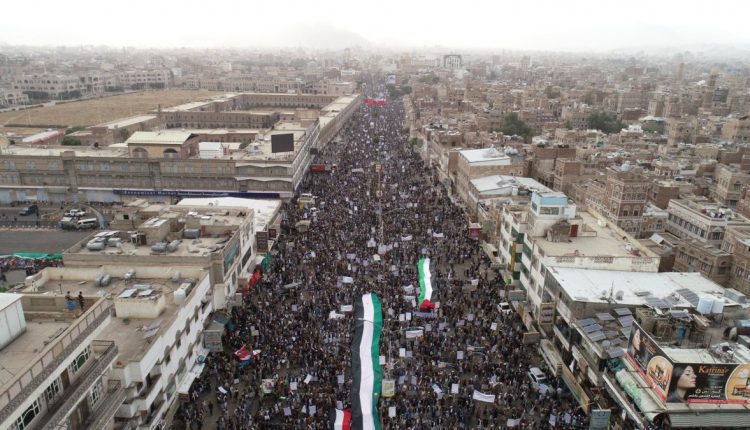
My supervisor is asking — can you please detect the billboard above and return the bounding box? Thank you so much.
[271,133,294,153]
[626,321,750,404]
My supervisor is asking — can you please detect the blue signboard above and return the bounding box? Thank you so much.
[113,189,280,199]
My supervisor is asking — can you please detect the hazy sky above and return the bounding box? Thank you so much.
[3,0,750,51]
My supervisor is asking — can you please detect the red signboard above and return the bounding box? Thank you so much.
[310,164,327,173]
[364,99,386,107]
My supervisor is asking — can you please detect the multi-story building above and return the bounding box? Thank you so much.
[12,74,84,97]
[529,145,576,189]
[63,205,258,310]
[672,238,732,285]
[586,164,650,237]
[649,180,681,209]
[713,164,750,209]
[117,69,174,89]
[666,197,749,247]
[0,294,119,430]
[540,269,745,426]
[466,175,550,218]
[723,225,750,294]
[497,190,660,330]
[455,147,526,206]
[722,115,750,143]
[0,93,360,203]
[640,203,668,239]
[443,54,462,70]
[25,265,212,430]
[0,89,29,107]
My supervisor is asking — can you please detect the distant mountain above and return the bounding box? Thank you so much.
[275,24,372,50]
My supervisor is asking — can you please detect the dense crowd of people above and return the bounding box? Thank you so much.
[174,80,589,429]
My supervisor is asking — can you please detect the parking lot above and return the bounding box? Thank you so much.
[0,230,90,255]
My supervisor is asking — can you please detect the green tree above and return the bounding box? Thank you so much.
[62,137,81,146]
[500,113,533,143]
[119,128,130,141]
[544,86,561,99]
[65,126,85,135]
[587,112,625,134]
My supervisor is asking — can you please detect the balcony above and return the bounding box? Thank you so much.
[38,340,119,430]
[0,300,112,423]
[86,380,126,430]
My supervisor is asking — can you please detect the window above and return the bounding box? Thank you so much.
[15,399,41,430]
[540,207,560,215]
[132,147,148,159]
[163,148,179,159]
[45,378,61,402]
[70,346,90,374]
[88,377,103,407]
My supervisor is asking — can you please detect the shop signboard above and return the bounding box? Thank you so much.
[627,321,750,404]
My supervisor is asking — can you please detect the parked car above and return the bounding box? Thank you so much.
[76,218,98,230]
[65,208,86,217]
[527,367,548,387]
[18,204,38,216]
[59,216,76,230]
[497,302,513,315]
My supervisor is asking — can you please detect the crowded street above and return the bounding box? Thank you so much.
[175,81,590,430]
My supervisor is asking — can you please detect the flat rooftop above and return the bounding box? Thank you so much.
[321,95,358,113]
[550,267,738,307]
[126,130,194,146]
[177,197,280,230]
[0,319,70,387]
[28,277,200,362]
[95,115,157,129]
[459,147,512,165]
[0,145,128,158]
[183,128,261,134]
[70,232,232,258]
[470,175,551,194]
[537,212,648,258]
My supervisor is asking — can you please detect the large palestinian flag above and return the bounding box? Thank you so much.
[417,258,435,310]
[330,408,352,430]
[351,293,383,430]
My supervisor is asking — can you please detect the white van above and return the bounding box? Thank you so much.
[76,218,98,230]
[527,367,548,387]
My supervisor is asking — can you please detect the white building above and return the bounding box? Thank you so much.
[0,293,118,430]
[25,266,212,430]
[497,191,660,329]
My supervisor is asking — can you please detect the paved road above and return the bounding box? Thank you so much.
[0,230,90,255]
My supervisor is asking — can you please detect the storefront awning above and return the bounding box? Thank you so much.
[602,371,650,428]
[612,367,663,423]
[669,412,750,428]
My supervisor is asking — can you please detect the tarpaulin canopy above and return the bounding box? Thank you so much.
[9,253,63,261]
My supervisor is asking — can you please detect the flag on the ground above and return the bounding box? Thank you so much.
[331,408,352,430]
[352,293,383,430]
[417,258,435,310]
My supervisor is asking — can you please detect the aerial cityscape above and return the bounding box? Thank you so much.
[2,1,750,429]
